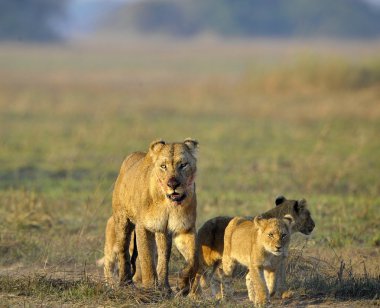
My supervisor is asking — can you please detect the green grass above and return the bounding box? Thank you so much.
[0,39,379,305]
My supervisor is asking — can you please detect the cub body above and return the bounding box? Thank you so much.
[192,196,315,297]
[222,216,292,306]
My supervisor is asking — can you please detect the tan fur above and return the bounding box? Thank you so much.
[191,196,315,297]
[111,139,199,293]
[102,216,140,285]
[222,216,292,306]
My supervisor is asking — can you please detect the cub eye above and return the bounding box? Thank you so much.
[179,163,188,169]
[160,164,167,170]
[281,233,287,239]
[268,233,274,238]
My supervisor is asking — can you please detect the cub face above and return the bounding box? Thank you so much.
[254,216,291,256]
[275,196,315,235]
[149,138,198,205]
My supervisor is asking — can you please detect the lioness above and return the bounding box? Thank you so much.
[112,139,199,293]
[192,196,315,297]
[222,216,293,306]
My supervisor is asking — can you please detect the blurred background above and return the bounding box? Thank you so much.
[0,0,380,304]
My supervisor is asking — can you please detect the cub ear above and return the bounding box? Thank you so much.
[149,139,166,154]
[275,195,286,206]
[184,138,199,157]
[283,214,295,229]
[294,198,307,213]
[253,215,264,229]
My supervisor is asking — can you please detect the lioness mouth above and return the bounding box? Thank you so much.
[167,192,187,204]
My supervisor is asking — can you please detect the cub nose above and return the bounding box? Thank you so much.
[275,245,282,250]
[167,177,180,189]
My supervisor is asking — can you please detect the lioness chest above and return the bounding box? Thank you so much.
[137,201,196,234]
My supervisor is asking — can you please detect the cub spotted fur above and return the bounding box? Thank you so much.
[192,196,315,297]
[222,216,292,306]
[111,139,199,293]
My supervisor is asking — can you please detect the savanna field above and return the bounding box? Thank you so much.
[0,39,379,306]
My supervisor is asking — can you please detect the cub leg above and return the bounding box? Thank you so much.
[245,271,255,301]
[264,269,276,297]
[275,256,293,299]
[173,228,198,295]
[135,224,157,287]
[250,265,269,306]
[156,231,172,292]
[221,255,235,299]
[114,217,134,285]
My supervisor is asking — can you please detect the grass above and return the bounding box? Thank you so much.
[0,38,379,305]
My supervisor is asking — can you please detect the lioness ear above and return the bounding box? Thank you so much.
[149,139,166,154]
[275,195,286,206]
[283,214,295,229]
[184,138,199,157]
[294,198,307,213]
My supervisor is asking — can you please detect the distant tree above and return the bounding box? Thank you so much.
[0,0,68,41]
[102,0,380,38]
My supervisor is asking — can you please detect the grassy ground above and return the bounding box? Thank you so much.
[0,39,379,306]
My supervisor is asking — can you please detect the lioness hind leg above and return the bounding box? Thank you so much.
[104,251,117,285]
[103,216,117,285]
[115,218,134,285]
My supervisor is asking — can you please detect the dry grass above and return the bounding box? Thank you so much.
[0,38,379,306]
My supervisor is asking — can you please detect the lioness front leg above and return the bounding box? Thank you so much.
[135,224,157,287]
[173,229,198,295]
[250,265,269,306]
[156,231,172,292]
[114,218,134,285]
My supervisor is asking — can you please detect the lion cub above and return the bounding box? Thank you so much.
[222,216,293,306]
[192,196,315,297]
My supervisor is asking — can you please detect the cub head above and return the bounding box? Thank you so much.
[275,196,315,235]
[254,216,292,256]
[149,138,198,205]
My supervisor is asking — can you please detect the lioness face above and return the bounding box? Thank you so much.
[149,139,198,205]
[255,217,290,256]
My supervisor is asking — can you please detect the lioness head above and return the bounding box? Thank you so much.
[275,196,315,235]
[254,216,292,256]
[149,138,198,205]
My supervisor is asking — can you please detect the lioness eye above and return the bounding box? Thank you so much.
[281,233,287,239]
[160,164,167,170]
[268,233,274,238]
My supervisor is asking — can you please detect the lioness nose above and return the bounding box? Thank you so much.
[276,245,281,250]
[167,177,180,189]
